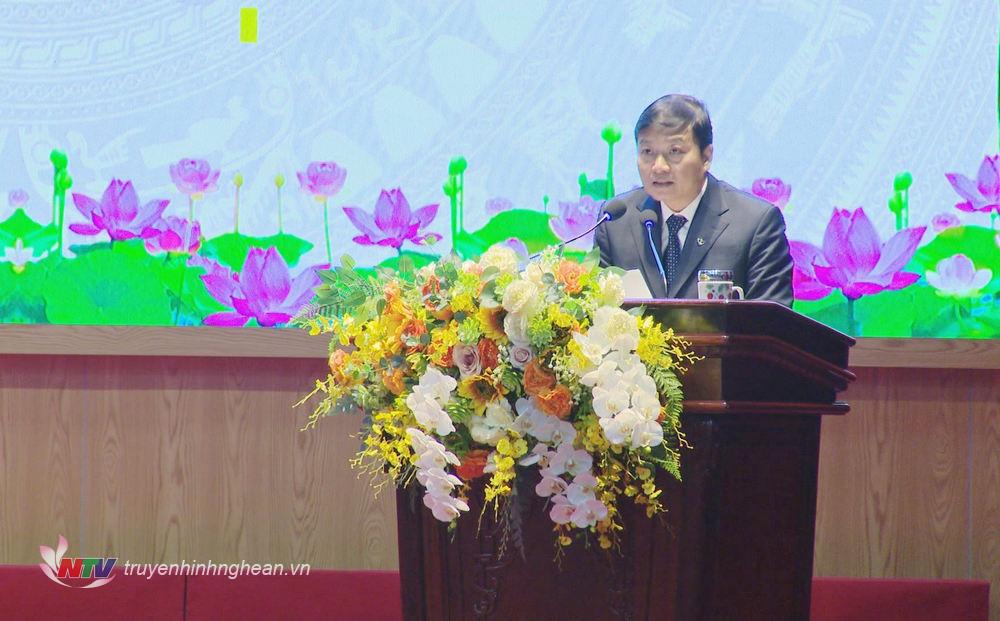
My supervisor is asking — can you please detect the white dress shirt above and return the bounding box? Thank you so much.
[660,178,708,253]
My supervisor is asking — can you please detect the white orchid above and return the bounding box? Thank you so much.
[416,367,458,404]
[592,384,630,418]
[546,442,593,477]
[416,467,463,497]
[423,492,470,522]
[589,306,640,352]
[599,408,643,446]
[631,418,664,448]
[406,389,455,436]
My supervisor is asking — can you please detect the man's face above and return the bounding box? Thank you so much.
[636,126,713,212]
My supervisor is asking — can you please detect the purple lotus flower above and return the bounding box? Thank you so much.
[192,247,320,327]
[70,179,169,241]
[297,161,347,200]
[343,188,442,248]
[549,196,601,249]
[8,189,28,208]
[931,213,960,232]
[499,237,529,260]
[169,158,220,198]
[789,207,925,300]
[485,197,513,216]
[145,216,201,255]
[945,155,1000,214]
[749,178,791,209]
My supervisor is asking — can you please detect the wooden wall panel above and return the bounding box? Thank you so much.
[0,356,85,563]
[0,354,397,570]
[972,369,1000,621]
[814,368,972,578]
[2,347,997,617]
[815,367,1000,620]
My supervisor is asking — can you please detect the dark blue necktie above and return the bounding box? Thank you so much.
[664,214,687,287]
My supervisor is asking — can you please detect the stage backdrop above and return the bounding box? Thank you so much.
[0,0,997,337]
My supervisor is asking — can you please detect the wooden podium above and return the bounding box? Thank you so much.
[396,300,855,620]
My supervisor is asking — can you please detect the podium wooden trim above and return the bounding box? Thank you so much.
[395,300,855,621]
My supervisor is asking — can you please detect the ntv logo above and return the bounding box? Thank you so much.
[39,535,116,588]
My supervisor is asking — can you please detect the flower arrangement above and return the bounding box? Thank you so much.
[297,246,699,551]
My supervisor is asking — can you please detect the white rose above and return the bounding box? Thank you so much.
[598,273,625,307]
[503,312,531,344]
[502,279,541,316]
[479,246,519,274]
[522,261,546,286]
[469,399,514,445]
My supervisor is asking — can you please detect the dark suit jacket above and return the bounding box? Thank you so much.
[593,174,793,306]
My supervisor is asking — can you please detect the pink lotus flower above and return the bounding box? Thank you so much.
[926,254,992,298]
[169,158,220,198]
[549,196,601,249]
[945,155,1000,214]
[8,189,28,208]
[749,178,791,209]
[145,216,201,255]
[789,207,925,300]
[931,213,960,232]
[192,247,320,327]
[297,161,347,200]
[70,179,169,241]
[343,188,441,248]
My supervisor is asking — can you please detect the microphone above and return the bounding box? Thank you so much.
[639,210,668,294]
[528,201,628,260]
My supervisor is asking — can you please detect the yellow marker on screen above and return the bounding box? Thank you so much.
[240,7,258,43]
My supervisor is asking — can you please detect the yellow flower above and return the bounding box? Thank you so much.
[451,291,475,314]
[477,305,507,343]
[546,304,574,329]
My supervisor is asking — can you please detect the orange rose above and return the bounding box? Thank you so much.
[477,339,500,371]
[535,385,573,419]
[328,348,351,384]
[401,321,428,352]
[523,359,556,396]
[455,449,490,481]
[555,260,585,294]
[382,367,406,395]
[421,275,441,297]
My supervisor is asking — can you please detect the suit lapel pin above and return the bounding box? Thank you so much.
[696,237,705,246]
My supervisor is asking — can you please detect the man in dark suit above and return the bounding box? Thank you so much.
[594,94,793,306]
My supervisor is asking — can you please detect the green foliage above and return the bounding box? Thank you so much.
[157,255,227,323]
[200,232,313,271]
[0,209,58,254]
[376,250,439,273]
[469,209,561,253]
[0,255,54,323]
[42,246,173,325]
[578,173,609,201]
[302,255,385,322]
[908,225,999,274]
